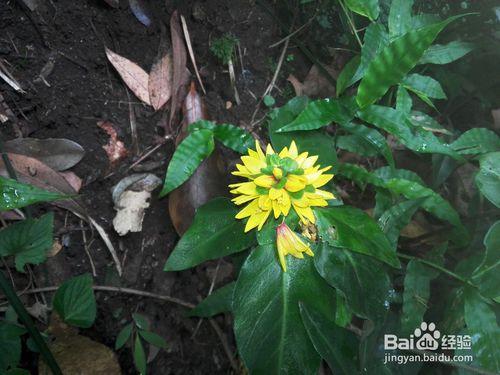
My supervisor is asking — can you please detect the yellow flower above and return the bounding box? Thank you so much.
[276,222,314,272]
[230,140,334,232]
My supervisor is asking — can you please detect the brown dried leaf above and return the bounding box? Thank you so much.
[4,137,85,171]
[301,64,338,98]
[105,48,151,105]
[97,121,128,167]
[149,48,173,111]
[169,10,187,126]
[287,74,304,97]
[59,171,83,193]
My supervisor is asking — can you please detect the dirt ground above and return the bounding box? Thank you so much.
[0,0,307,373]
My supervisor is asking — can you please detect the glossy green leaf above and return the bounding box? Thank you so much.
[0,322,25,371]
[132,313,149,330]
[0,213,53,272]
[402,73,446,99]
[315,242,392,321]
[336,55,360,96]
[115,323,133,350]
[0,176,67,211]
[334,290,352,328]
[419,41,474,65]
[472,221,500,300]
[410,110,451,134]
[357,105,462,160]
[268,97,337,168]
[388,0,414,38]
[339,122,395,167]
[160,129,214,196]
[164,198,255,271]
[134,336,147,375]
[188,120,254,154]
[233,244,335,374]
[475,152,500,208]
[378,199,424,248]
[299,302,359,374]
[279,98,353,132]
[451,128,500,155]
[336,135,378,157]
[464,288,500,372]
[356,16,463,108]
[52,273,96,328]
[350,23,389,87]
[138,330,167,349]
[344,0,379,20]
[396,86,413,113]
[401,260,439,336]
[315,207,400,268]
[189,282,235,317]
[373,166,424,185]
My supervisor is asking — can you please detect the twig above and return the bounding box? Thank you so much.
[268,15,315,48]
[192,260,221,338]
[228,59,241,105]
[337,0,362,47]
[0,60,25,93]
[87,217,122,276]
[180,15,206,95]
[126,135,171,173]
[81,219,97,277]
[208,319,238,371]
[126,89,140,156]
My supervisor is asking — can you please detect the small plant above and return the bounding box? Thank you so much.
[115,313,167,375]
[210,33,240,104]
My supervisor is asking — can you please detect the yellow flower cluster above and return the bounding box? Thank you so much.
[229,141,334,232]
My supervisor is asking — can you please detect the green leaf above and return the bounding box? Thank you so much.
[336,55,360,96]
[134,335,147,375]
[315,242,391,321]
[378,199,424,248]
[0,322,25,371]
[263,95,275,107]
[396,86,412,113]
[138,330,167,349]
[344,0,379,20]
[164,198,255,271]
[357,105,462,160]
[475,152,500,208]
[299,302,359,374]
[402,73,446,99]
[189,282,235,317]
[451,128,500,155]
[0,176,67,211]
[233,245,335,374]
[410,110,451,134]
[279,98,353,132]
[419,41,474,65]
[0,213,53,272]
[339,122,394,167]
[269,97,337,168]
[472,221,500,300]
[315,207,400,268]
[373,165,424,185]
[115,323,133,350]
[132,313,149,330]
[334,290,352,328]
[388,0,414,38]
[350,23,389,87]
[188,120,254,154]
[464,288,500,372]
[401,260,439,336]
[336,135,378,157]
[160,129,214,196]
[52,273,96,328]
[356,16,463,108]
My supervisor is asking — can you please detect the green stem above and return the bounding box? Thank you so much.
[0,270,62,375]
[397,253,476,288]
[337,0,363,48]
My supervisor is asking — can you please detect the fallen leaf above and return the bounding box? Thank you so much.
[105,48,151,105]
[39,313,121,375]
[149,37,173,111]
[129,0,152,27]
[169,10,188,126]
[4,138,85,171]
[111,174,161,235]
[47,240,63,257]
[97,121,128,167]
[21,0,40,11]
[59,171,83,192]
[0,92,15,123]
[168,84,227,235]
[287,74,304,97]
[0,210,24,221]
[302,64,338,97]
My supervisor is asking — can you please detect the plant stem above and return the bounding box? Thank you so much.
[0,270,62,375]
[397,253,476,288]
[337,0,363,48]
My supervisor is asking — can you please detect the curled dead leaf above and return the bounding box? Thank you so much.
[97,121,128,167]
